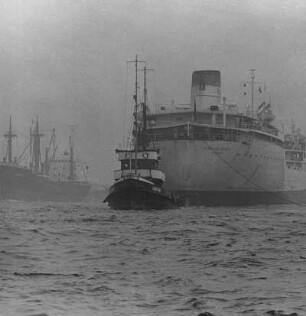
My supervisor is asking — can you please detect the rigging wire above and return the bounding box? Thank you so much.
[203,139,304,206]
[128,96,135,149]
[123,61,138,150]
[123,62,129,148]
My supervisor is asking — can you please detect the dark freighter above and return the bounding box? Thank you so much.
[0,118,91,202]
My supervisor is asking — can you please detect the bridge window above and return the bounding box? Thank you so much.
[199,83,205,90]
[121,159,157,170]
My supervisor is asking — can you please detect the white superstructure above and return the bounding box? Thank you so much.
[145,70,306,205]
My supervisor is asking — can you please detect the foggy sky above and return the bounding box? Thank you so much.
[1,0,306,184]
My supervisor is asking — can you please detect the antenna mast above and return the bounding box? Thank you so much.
[69,135,74,180]
[142,65,153,149]
[250,68,256,118]
[4,116,17,163]
[128,55,145,174]
[32,117,44,174]
[45,128,56,174]
[134,55,139,174]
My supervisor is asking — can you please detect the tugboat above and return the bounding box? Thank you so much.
[103,56,180,210]
[103,148,180,210]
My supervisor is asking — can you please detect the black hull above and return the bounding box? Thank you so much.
[0,165,91,202]
[104,178,180,210]
[176,190,306,206]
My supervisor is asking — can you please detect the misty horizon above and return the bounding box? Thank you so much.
[1,0,306,185]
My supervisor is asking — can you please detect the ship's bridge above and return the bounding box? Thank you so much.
[147,108,278,137]
[114,169,165,183]
[116,149,160,161]
[114,149,165,185]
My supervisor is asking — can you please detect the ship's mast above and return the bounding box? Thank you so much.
[31,117,44,174]
[134,55,139,174]
[45,128,56,174]
[141,65,153,150]
[29,126,32,170]
[143,65,147,140]
[128,55,144,174]
[4,116,17,163]
[250,68,256,118]
[68,135,74,180]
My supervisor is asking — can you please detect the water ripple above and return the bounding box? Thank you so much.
[1,201,306,315]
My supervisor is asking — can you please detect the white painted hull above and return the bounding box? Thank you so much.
[153,138,306,205]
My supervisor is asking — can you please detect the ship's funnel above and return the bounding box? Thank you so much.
[190,70,221,110]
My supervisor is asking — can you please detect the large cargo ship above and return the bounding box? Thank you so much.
[0,118,91,202]
[144,69,306,205]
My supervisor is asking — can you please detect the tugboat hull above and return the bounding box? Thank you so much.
[104,177,180,210]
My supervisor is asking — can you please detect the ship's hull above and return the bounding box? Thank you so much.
[150,136,306,206]
[0,164,91,202]
[174,189,306,206]
[104,177,180,210]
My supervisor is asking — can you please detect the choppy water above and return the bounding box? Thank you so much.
[1,201,306,316]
